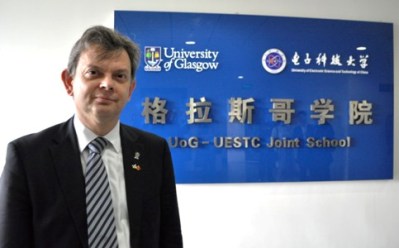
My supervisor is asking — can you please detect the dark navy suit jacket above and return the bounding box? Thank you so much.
[0,117,183,248]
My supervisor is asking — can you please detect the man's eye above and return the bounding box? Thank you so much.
[84,69,100,78]
[116,73,128,80]
[87,70,98,76]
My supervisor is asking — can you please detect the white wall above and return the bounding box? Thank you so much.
[1,0,398,247]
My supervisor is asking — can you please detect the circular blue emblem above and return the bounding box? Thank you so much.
[262,49,287,74]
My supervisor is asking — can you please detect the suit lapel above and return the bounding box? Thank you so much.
[50,118,88,248]
[120,125,145,245]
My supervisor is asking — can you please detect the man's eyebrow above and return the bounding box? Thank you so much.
[115,69,130,73]
[85,64,101,69]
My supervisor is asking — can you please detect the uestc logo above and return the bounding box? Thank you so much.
[262,48,287,74]
[144,46,162,72]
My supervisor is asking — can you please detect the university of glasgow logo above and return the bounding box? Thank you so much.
[262,48,287,74]
[144,46,162,72]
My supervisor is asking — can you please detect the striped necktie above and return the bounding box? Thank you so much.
[85,137,118,248]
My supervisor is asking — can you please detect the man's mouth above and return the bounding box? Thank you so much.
[95,95,116,103]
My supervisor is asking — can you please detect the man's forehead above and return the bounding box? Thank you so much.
[79,45,131,68]
[83,45,125,60]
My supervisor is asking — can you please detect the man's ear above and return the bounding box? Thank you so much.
[61,69,74,96]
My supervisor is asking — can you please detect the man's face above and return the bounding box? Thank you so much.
[63,46,135,125]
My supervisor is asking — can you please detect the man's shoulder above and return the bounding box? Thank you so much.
[120,123,166,144]
[10,119,72,147]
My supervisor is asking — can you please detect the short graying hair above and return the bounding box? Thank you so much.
[67,25,141,80]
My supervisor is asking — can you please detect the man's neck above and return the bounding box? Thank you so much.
[76,113,118,137]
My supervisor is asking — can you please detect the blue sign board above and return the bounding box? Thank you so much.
[115,11,393,183]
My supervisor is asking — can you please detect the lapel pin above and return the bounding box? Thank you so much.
[132,164,142,171]
[134,152,140,160]
[132,151,142,171]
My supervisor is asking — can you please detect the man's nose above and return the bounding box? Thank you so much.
[99,75,114,90]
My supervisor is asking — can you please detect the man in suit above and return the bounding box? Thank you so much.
[0,26,183,248]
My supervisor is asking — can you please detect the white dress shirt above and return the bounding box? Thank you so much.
[74,116,130,248]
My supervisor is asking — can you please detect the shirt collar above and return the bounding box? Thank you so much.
[73,116,121,153]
